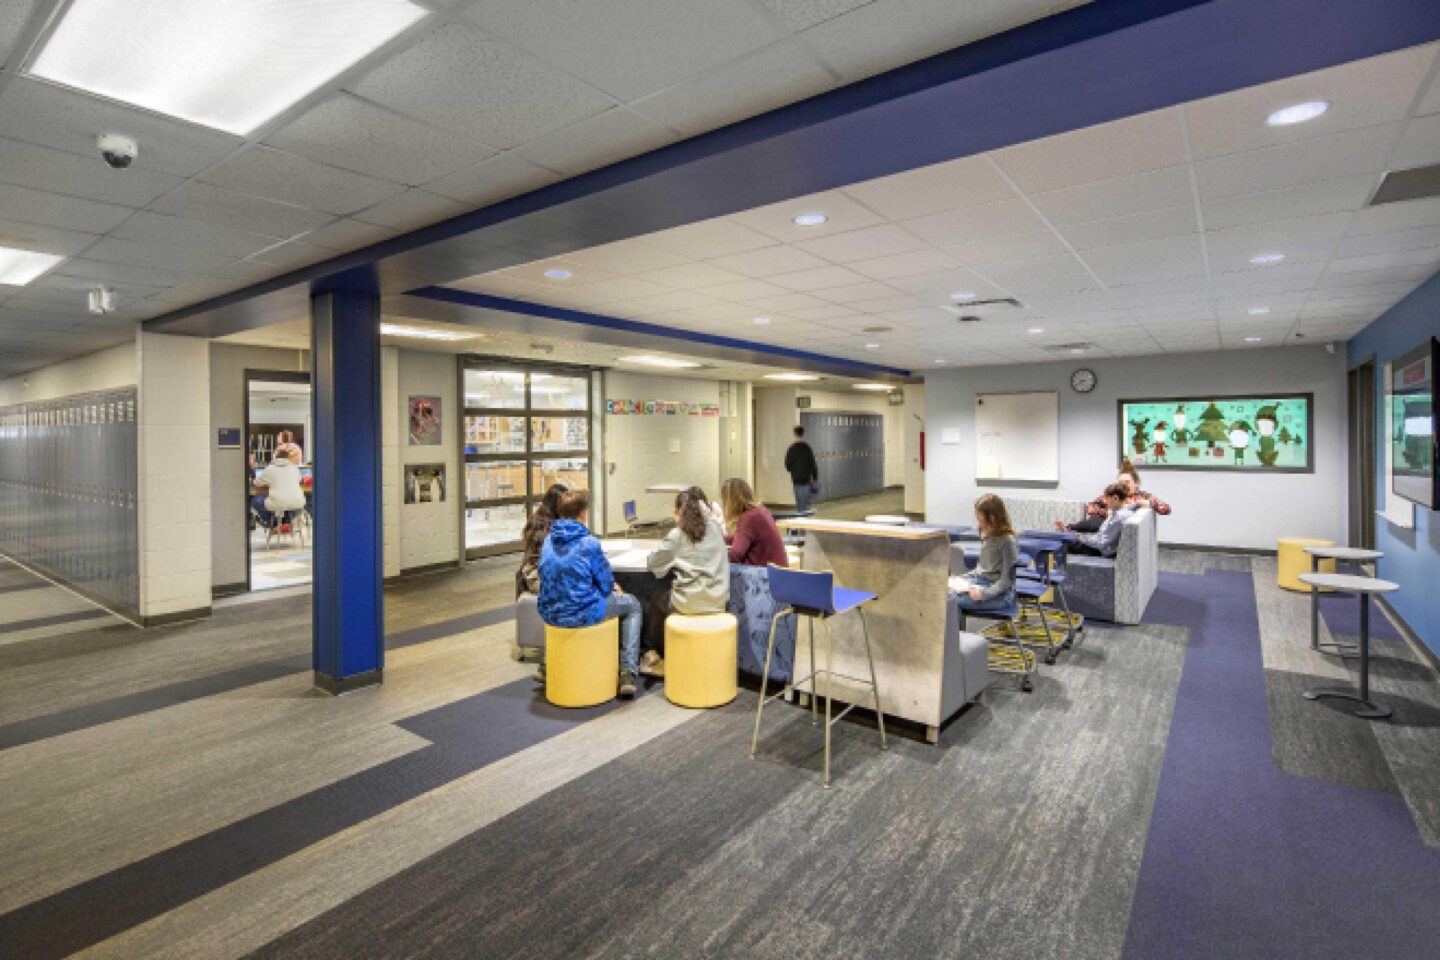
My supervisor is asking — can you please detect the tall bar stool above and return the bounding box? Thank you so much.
[750,565,886,787]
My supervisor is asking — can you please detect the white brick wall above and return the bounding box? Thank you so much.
[382,347,401,578]
[137,333,212,618]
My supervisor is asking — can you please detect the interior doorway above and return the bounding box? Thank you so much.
[1347,359,1377,549]
[245,371,313,591]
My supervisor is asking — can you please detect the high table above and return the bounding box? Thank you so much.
[1298,572,1398,720]
[1303,545,1383,655]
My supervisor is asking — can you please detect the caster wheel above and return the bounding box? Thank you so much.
[1021,679,1034,693]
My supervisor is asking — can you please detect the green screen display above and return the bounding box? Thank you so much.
[1117,395,1312,472]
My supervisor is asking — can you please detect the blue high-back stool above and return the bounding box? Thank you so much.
[1020,530,1082,651]
[751,565,886,787]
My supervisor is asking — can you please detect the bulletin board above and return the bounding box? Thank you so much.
[975,391,1059,486]
[1117,394,1313,472]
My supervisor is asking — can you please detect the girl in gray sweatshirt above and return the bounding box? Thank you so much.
[953,494,1019,620]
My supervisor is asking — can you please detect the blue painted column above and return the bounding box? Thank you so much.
[310,284,383,693]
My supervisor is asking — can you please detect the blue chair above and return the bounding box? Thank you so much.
[954,554,1039,693]
[1019,530,1082,651]
[750,565,886,787]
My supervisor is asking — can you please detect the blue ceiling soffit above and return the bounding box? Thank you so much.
[395,287,914,381]
[145,0,1440,351]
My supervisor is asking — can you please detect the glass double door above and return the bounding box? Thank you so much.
[462,363,592,557]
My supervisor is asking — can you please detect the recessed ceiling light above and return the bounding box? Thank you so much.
[618,355,703,369]
[1247,306,1271,316]
[0,246,65,286]
[1250,252,1286,265]
[1070,348,1085,355]
[764,372,819,381]
[854,383,895,391]
[935,359,946,365]
[1245,336,1263,343]
[380,323,482,342]
[1266,101,1330,127]
[753,316,771,325]
[26,0,428,136]
[792,213,828,226]
[1028,327,1045,334]
[864,342,880,350]
[544,268,572,279]
[950,290,976,301]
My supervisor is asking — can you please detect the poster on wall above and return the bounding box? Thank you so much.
[1117,394,1313,472]
[408,395,441,445]
[404,464,446,503]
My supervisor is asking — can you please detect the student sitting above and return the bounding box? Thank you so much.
[1067,459,1170,532]
[538,490,643,699]
[516,482,568,599]
[950,494,1019,622]
[719,477,788,568]
[639,487,730,677]
[252,449,306,529]
[1069,483,1136,557]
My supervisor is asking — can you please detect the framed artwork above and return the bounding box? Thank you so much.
[408,395,441,445]
[1116,394,1313,473]
[404,464,446,503]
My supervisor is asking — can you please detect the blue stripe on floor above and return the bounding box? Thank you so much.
[0,677,618,960]
[0,607,112,634]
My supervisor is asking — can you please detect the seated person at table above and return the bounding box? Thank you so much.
[639,487,730,677]
[1069,483,1135,557]
[275,429,303,465]
[516,482,569,598]
[538,490,643,699]
[1066,459,1170,532]
[950,494,1019,619]
[720,477,788,568]
[251,449,306,529]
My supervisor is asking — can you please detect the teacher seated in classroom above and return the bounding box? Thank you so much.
[719,477,788,568]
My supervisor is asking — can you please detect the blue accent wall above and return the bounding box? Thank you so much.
[1347,270,1440,657]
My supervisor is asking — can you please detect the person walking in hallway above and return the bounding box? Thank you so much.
[785,425,819,513]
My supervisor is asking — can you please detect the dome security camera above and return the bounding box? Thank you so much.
[97,133,138,169]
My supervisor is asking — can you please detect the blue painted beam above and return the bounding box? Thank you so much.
[310,288,384,692]
[144,0,1440,346]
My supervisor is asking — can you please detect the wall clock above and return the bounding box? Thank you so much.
[1071,368,1097,393]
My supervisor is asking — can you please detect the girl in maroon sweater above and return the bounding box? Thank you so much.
[720,478,789,567]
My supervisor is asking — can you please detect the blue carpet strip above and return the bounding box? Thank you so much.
[1121,570,1440,959]
[0,678,616,960]
[0,607,112,634]
[0,605,516,752]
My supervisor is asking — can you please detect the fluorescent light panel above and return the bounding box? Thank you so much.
[853,383,894,391]
[380,323,481,342]
[618,355,702,369]
[764,373,819,381]
[27,0,428,135]
[0,246,65,285]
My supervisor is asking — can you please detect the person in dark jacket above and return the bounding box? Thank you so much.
[515,482,568,598]
[784,425,819,512]
[538,490,642,698]
[720,477,788,567]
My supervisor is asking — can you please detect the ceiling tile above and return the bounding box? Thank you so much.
[265,94,495,185]
[1325,247,1440,275]
[703,244,828,278]
[642,219,775,259]
[1200,175,1375,232]
[742,291,831,311]
[352,22,616,149]
[0,136,181,207]
[1058,205,1197,251]
[353,189,468,231]
[423,153,560,207]
[753,0,874,31]
[571,277,672,303]
[147,181,333,240]
[816,280,905,303]
[0,181,132,234]
[901,198,1048,246]
[768,264,870,291]
[1205,211,1352,272]
[841,155,1015,221]
[946,228,1070,267]
[703,278,792,302]
[993,108,1186,193]
[300,218,398,253]
[794,223,930,263]
[245,241,336,272]
[200,146,407,216]
[1028,164,1194,228]
[631,40,834,138]
[1390,111,1440,171]
[1347,197,1440,235]
[848,248,959,280]
[886,267,1003,301]
[1418,63,1440,117]
[1334,225,1440,259]
[110,211,281,258]
[463,0,784,101]
[564,238,690,274]
[84,236,235,275]
[1184,45,1434,159]
[784,302,865,321]
[631,261,749,290]
[515,108,675,177]
[1081,234,1206,288]
[1193,124,1399,201]
[0,77,241,178]
[54,257,200,290]
[730,190,885,241]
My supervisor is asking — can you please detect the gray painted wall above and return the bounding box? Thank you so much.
[924,346,1347,549]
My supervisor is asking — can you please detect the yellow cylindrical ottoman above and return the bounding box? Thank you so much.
[664,612,738,708]
[1277,537,1336,592]
[545,619,618,708]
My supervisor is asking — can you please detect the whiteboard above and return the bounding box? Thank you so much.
[975,391,1059,485]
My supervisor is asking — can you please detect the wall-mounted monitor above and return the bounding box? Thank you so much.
[1391,337,1438,510]
[1116,394,1314,473]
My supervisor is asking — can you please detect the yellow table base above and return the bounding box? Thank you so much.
[1277,537,1336,592]
[545,620,619,708]
[664,612,738,708]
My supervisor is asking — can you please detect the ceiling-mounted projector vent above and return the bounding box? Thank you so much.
[1370,163,1440,206]
[1042,341,1094,354]
[942,297,1020,315]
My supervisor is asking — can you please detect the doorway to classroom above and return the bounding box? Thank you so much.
[461,360,593,558]
[245,371,312,591]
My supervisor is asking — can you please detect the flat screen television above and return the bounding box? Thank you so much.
[1391,336,1438,510]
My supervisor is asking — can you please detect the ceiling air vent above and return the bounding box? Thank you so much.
[1042,341,1094,354]
[942,297,1020,315]
[1370,163,1440,206]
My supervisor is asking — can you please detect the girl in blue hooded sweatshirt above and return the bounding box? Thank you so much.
[538,489,643,698]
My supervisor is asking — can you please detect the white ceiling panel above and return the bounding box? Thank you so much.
[110,211,280,259]
[569,276,672,303]
[423,152,560,207]
[816,280,907,304]
[753,0,875,32]
[1184,45,1436,159]
[300,217,399,252]
[631,261,749,290]
[265,94,495,185]
[1200,175,1376,232]
[702,278,793,302]
[1324,247,1440,275]
[83,236,235,275]
[945,228,1070,267]
[0,135,181,207]
[463,0,783,101]
[731,190,886,240]
[703,244,830,278]
[0,77,242,178]
[149,181,333,239]
[631,40,834,138]
[1029,164,1194,228]
[793,223,930,263]
[901,197,1048,246]
[1193,124,1400,200]
[565,238,691,275]
[1058,205,1197,251]
[352,22,616,149]
[0,0,37,68]
[993,108,1186,193]
[0,181,132,234]
[1081,234,1206,288]
[1347,197,1440,235]
[0,218,93,259]
[643,218,776,260]
[54,257,200,290]
[1389,111,1440,170]
[353,189,468,231]
[785,302,866,321]
[841,155,1015,221]
[201,146,407,216]
[515,108,675,177]
[1418,66,1440,116]
[244,241,331,272]
[767,263,871,291]
[847,248,959,280]
[1334,225,1440,259]
[741,291,831,312]
[885,267,1003,301]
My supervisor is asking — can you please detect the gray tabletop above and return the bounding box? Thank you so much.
[1298,572,1398,594]
[1304,546,1384,561]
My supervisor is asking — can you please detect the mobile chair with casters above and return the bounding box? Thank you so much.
[750,565,886,788]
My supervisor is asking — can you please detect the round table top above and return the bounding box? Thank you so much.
[1298,572,1398,593]
[864,514,910,525]
[1304,545,1384,561]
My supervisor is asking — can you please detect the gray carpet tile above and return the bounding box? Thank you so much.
[248,620,1190,960]
[1264,667,1401,794]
